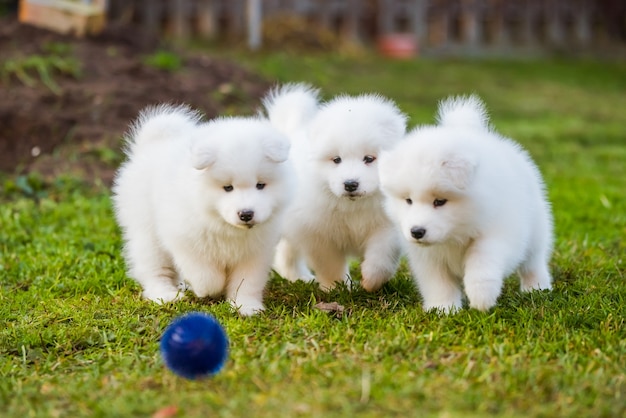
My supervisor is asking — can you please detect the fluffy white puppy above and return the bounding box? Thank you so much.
[263,84,407,291]
[379,95,553,312]
[112,105,293,315]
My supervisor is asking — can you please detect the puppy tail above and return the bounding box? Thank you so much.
[262,83,320,138]
[436,95,490,130]
[126,104,202,150]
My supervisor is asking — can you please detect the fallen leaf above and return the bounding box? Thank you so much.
[314,301,345,317]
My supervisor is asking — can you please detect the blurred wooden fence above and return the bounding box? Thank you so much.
[107,0,626,53]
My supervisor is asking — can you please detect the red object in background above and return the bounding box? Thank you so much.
[377,33,418,59]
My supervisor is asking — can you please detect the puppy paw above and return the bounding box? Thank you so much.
[465,281,500,311]
[360,268,391,292]
[521,281,552,292]
[298,271,316,283]
[231,298,265,316]
[360,276,386,292]
[274,267,315,283]
[142,284,183,304]
[423,300,462,315]
[317,276,351,292]
[360,258,396,292]
[520,271,553,292]
[284,271,316,283]
[318,281,338,292]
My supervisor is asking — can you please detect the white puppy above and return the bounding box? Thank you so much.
[263,84,407,291]
[112,105,293,315]
[379,95,553,312]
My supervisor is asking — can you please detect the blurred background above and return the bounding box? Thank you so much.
[0,0,625,188]
[102,0,626,56]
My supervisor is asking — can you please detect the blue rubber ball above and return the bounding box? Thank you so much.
[160,312,228,379]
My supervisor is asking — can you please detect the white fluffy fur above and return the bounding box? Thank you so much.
[262,83,320,136]
[379,95,553,312]
[112,105,294,315]
[264,83,407,291]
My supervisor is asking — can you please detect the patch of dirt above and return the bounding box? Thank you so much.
[0,15,271,185]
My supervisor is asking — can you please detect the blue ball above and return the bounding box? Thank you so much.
[160,312,229,379]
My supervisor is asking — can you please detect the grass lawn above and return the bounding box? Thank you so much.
[1,51,625,417]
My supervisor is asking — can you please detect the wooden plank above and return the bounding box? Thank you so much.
[196,0,217,38]
[377,0,394,35]
[172,0,190,39]
[546,0,565,45]
[460,0,480,46]
[428,0,450,48]
[574,0,592,45]
[344,0,360,41]
[19,0,106,37]
[520,0,536,45]
[411,0,428,43]
[141,0,161,34]
[246,0,262,49]
[486,0,507,45]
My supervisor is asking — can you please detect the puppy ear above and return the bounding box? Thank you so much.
[262,133,291,163]
[191,144,217,170]
[190,126,218,170]
[377,149,395,190]
[440,155,477,190]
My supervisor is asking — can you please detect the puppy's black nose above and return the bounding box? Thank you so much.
[410,227,426,240]
[238,210,254,222]
[344,180,359,192]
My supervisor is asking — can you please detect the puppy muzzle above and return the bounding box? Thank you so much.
[237,209,256,228]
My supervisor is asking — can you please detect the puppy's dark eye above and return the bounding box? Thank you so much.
[332,156,342,164]
[256,183,266,190]
[223,185,234,192]
[406,198,413,205]
[363,155,376,164]
[433,198,447,207]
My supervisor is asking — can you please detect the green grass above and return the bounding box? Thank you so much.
[1,42,82,94]
[142,50,184,72]
[1,52,625,417]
